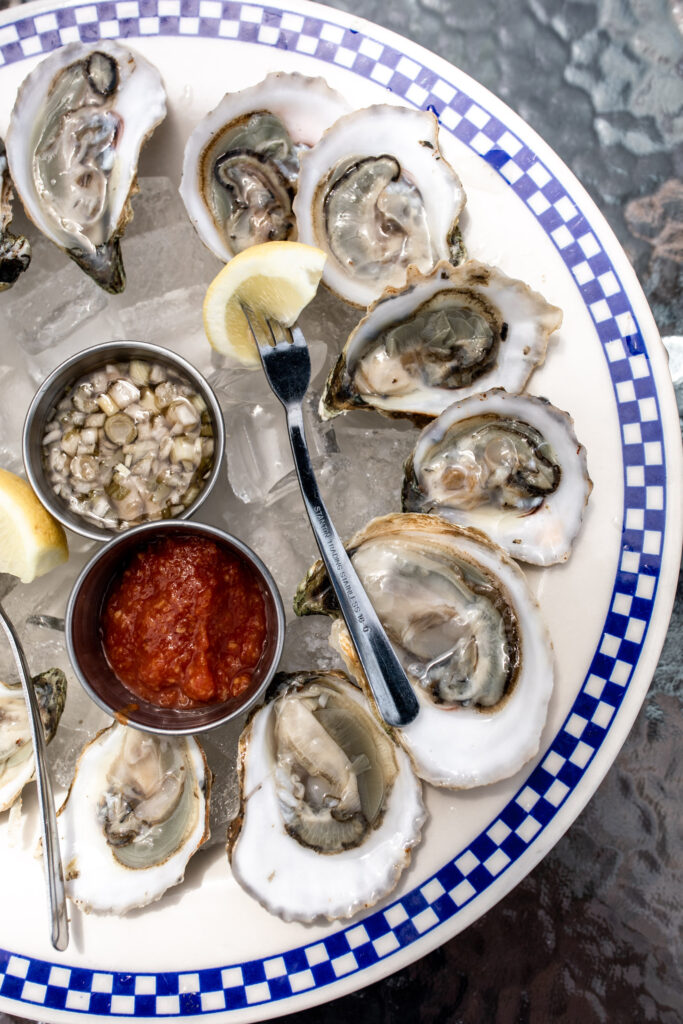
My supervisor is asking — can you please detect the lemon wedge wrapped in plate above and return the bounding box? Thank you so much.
[0,468,68,584]
[202,240,326,366]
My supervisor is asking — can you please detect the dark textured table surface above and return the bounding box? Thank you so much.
[0,1,681,1022]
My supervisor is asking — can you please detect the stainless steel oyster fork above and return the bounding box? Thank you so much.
[241,304,419,728]
[0,585,68,951]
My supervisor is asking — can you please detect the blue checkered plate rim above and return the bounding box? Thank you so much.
[0,1,681,1021]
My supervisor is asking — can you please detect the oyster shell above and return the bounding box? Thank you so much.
[402,389,592,565]
[0,669,66,812]
[0,138,31,290]
[321,260,563,422]
[179,73,350,261]
[5,41,167,293]
[57,723,210,914]
[294,105,466,307]
[295,514,554,789]
[227,671,425,922]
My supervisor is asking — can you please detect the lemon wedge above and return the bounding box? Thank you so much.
[0,468,68,584]
[202,241,326,366]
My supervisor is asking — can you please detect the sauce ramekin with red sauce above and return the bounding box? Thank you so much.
[65,521,285,735]
[102,535,268,710]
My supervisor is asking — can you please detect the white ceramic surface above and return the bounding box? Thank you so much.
[0,1,680,1022]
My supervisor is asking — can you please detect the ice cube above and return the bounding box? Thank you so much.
[242,515,318,618]
[328,417,418,527]
[279,615,346,675]
[115,283,215,379]
[0,256,107,355]
[296,288,362,384]
[223,402,292,504]
[0,365,37,471]
[110,221,221,312]
[27,300,130,386]
[208,364,271,407]
[212,337,335,504]
[125,176,189,237]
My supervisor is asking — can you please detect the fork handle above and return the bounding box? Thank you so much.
[286,407,419,727]
[0,604,69,951]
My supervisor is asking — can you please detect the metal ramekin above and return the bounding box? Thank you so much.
[23,340,225,542]
[65,520,286,735]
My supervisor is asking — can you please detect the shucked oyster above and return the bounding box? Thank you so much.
[5,41,166,292]
[0,138,31,291]
[403,389,592,565]
[321,260,563,421]
[180,73,350,262]
[0,669,66,812]
[295,514,554,789]
[228,671,425,922]
[57,724,210,914]
[294,105,466,307]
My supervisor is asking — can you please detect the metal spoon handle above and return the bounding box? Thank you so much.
[286,407,419,727]
[0,604,69,951]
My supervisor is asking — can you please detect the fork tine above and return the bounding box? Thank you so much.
[266,317,281,347]
[240,299,256,322]
[289,325,306,347]
[277,322,297,345]
[239,299,259,342]
[240,300,270,349]
[240,300,293,349]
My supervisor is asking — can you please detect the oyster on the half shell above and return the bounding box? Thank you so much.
[0,669,66,812]
[294,105,466,307]
[57,723,210,914]
[295,514,554,789]
[402,389,592,565]
[227,671,425,922]
[180,73,350,262]
[0,138,31,290]
[321,260,563,421]
[5,41,167,292]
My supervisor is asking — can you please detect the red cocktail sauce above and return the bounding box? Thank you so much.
[101,535,268,709]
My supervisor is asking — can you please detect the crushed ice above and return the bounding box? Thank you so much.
[0,176,418,846]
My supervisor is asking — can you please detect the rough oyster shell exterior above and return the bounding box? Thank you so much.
[294,105,466,307]
[57,723,210,915]
[321,260,563,422]
[402,388,593,565]
[5,41,167,293]
[179,72,350,262]
[295,513,554,789]
[227,670,425,922]
[0,138,31,291]
[0,669,66,812]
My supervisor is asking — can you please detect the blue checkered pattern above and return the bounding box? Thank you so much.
[0,0,670,1017]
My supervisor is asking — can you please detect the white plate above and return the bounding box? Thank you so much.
[0,1,681,1021]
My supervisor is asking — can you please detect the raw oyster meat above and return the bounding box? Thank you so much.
[227,671,425,922]
[57,723,210,914]
[0,669,66,812]
[295,514,554,789]
[294,105,466,307]
[180,73,350,261]
[321,260,563,421]
[5,41,167,293]
[0,138,31,290]
[402,389,592,565]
